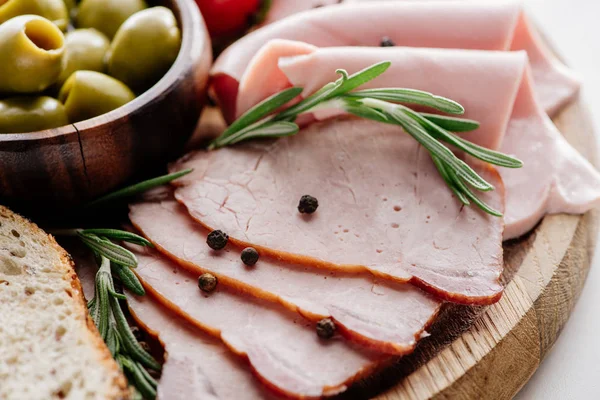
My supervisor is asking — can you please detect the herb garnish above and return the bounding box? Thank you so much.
[88,256,160,399]
[52,170,192,399]
[208,61,522,216]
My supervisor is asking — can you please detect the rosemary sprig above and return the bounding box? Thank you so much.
[208,61,523,216]
[89,257,160,399]
[85,169,193,209]
[52,171,186,398]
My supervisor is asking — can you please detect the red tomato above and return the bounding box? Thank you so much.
[195,0,261,37]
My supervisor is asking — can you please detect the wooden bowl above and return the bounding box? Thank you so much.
[0,0,212,213]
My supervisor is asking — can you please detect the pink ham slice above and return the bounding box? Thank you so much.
[261,0,342,25]
[179,44,600,241]
[127,295,280,400]
[129,246,384,399]
[129,199,441,353]
[169,119,505,304]
[213,0,578,122]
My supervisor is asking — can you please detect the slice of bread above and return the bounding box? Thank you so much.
[0,206,130,400]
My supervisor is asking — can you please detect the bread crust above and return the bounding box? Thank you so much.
[0,206,130,400]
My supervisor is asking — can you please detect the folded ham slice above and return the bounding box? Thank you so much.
[169,119,505,304]
[177,45,600,244]
[127,295,279,400]
[213,0,578,122]
[129,199,441,352]
[129,246,384,399]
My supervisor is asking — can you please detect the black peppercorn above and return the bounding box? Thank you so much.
[198,273,218,293]
[207,230,229,250]
[241,247,259,266]
[380,36,395,47]
[298,195,319,214]
[316,318,336,339]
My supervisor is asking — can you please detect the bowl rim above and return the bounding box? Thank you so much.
[0,0,208,143]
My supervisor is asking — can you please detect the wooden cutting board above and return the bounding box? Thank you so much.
[331,96,597,399]
[195,93,598,400]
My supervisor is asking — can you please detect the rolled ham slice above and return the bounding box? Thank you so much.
[213,0,579,122]
[170,119,505,304]
[177,44,600,242]
[127,295,279,400]
[129,199,441,353]
[129,246,383,399]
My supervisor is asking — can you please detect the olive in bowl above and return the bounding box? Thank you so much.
[0,0,211,212]
[0,14,65,93]
[0,0,69,30]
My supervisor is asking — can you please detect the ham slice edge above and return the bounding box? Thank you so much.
[212,0,579,122]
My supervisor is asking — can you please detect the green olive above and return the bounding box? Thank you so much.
[107,7,181,92]
[0,96,68,133]
[0,0,69,31]
[58,70,135,123]
[63,0,75,11]
[77,0,147,39]
[56,29,110,87]
[0,15,65,94]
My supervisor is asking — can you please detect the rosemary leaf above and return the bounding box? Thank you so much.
[276,82,340,120]
[217,86,303,141]
[137,362,159,389]
[343,101,389,123]
[109,288,128,300]
[327,61,391,98]
[78,233,138,268]
[377,105,493,192]
[345,88,464,114]
[451,136,523,168]
[419,113,480,132]
[406,110,523,168]
[93,261,112,340]
[447,168,503,217]
[80,229,153,247]
[112,263,146,296]
[430,155,470,205]
[85,169,193,209]
[111,294,161,371]
[224,121,299,146]
[120,356,158,400]
[392,107,494,191]
[106,323,120,357]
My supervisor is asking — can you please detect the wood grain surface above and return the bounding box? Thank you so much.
[0,0,212,213]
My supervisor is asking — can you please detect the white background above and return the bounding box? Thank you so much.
[515,1,600,399]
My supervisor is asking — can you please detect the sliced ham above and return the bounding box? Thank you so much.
[129,199,442,352]
[178,44,600,243]
[262,0,342,25]
[169,119,506,304]
[127,295,279,400]
[213,0,579,122]
[129,246,384,399]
